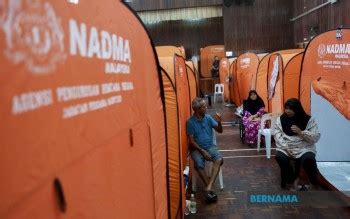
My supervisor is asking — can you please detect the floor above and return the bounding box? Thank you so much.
[185,102,350,219]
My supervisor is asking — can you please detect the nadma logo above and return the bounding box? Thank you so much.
[0,0,66,74]
[240,57,251,66]
[317,44,326,58]
[318,43,350,59]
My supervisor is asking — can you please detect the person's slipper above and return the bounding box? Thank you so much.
[205,191,217,203]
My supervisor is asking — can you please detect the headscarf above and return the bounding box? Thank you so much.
[280,98,311,136]
[243,90,265,115]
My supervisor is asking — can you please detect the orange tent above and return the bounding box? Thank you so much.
[0,1,167,218]
[156,46,186,59]
[300,29,350,118]
[161,67,183,218]
[283,52,304,102]
[230,60,240,106]
[174,55,191,169]
[255,49,304,111]
[236,53,259,105]
[186,61,198,114]
[157,52,191,218]
[219,58,231,102]
[200,45,225,78]
[268,51,305,113]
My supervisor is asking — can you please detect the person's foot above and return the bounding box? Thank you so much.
[297,184,308,191]
[205,191,217,203]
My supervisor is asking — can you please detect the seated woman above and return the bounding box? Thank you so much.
[274,98,321,190]
[242,90,265,145]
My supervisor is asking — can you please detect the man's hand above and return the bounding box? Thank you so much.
[201,149,214,162]
[214,112,222,123]
[291,125,302,136]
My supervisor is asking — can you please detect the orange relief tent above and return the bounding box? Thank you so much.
[255,49,304,111]
[186,61,198,114]
[219,58,231,102]
[0,1,167,218]
[174,55,191,169]
[157,52,191,218]
[230,60,240,106]
[156,46,186,59]
[267,51,304,113]
[161,68,183,219]
[283,52,304,102]
[199,45,225,78]
[236,53,259,105]
[300,29,350,118]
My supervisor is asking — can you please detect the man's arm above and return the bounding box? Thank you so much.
[213,112,223,133]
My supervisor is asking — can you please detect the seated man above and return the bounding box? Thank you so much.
[187,97,223,201]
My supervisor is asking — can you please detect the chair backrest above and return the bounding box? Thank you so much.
[214,83,224,93]
[260,113,280,135]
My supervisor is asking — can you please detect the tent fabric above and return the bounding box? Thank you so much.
[283,52,304,102]
[230,60,239,106]
[267,51,304,113]
[230,60,240,106]
[255,49,304,111]
[300,29,350,119]
[161,69,182,219]
[219,58,231,102]
[200,45,225,78]
[267,54,284,113]
[236,53,259,105]
[174,55,190,218]
[312,80,350,119]
[174,55,191,169]
[156,46,185,59]
[186,62,198,114]
[158,53,190,218]
[255,54,271,108]
[0,1,167,218]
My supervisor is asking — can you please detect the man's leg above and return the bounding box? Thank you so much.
[191,150,209,186]
[205,146,223,192]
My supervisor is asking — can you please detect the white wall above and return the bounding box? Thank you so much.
[311,88,350,161]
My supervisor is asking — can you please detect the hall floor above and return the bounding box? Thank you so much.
[185,102,350,219]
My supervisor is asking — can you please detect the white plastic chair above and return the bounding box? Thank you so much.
[257,113,280,159]
[192,130,224,192]
[213,84,224,104]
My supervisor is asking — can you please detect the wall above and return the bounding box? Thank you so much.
[126,0,221,11]
[145,17,224,58]
[223,0,294,56]
[292,0,350,45]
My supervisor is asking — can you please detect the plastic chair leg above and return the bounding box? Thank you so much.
[192,171,197,192]
[257,130,261,152]
[218,168,224,190]
[265,133,271,159]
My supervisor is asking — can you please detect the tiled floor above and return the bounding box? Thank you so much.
[185,103,350,218]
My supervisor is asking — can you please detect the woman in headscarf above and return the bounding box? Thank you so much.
[242,90,265,145]
[274,98,321,190]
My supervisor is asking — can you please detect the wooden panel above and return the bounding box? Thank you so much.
[126,0,222,11]
[145,17,224,58]
[223,0,294,56]
[292,0,350,45]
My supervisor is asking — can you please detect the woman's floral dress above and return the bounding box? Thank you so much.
[242,107,265,144]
